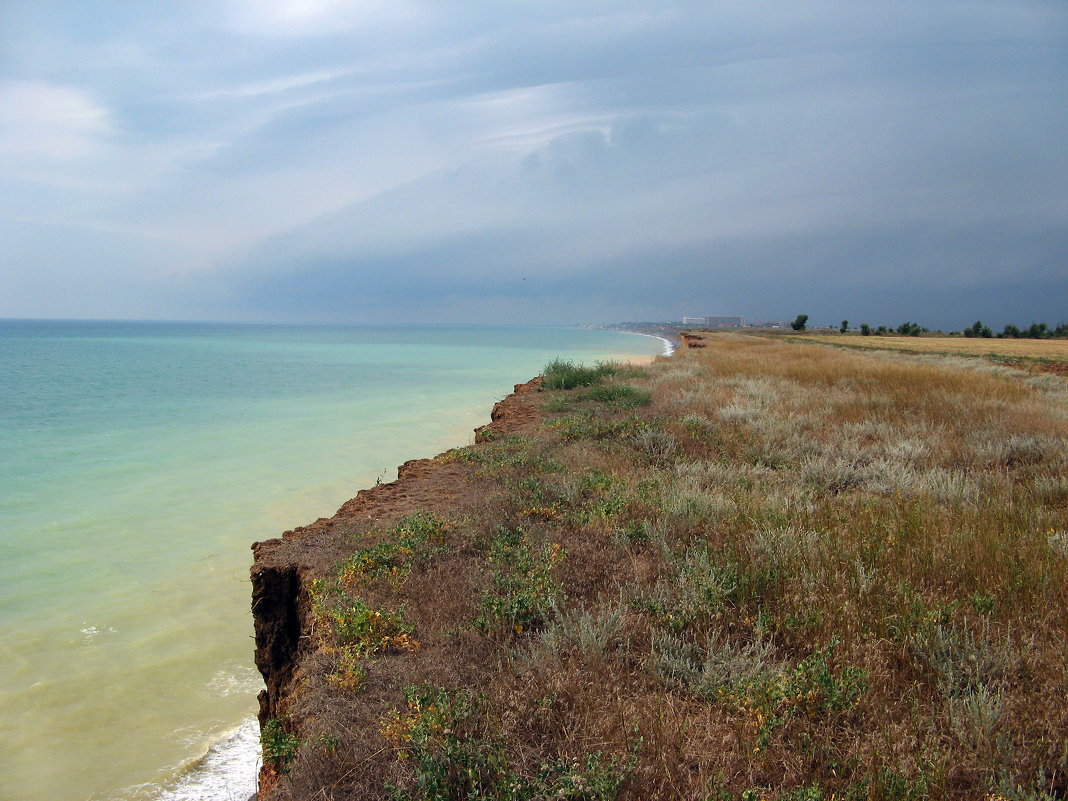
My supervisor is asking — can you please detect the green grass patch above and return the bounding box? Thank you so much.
[585,383,652,409]
[541,358,617,390]
[549,412,642,441]
[310,517,438,687]
[541,394,576,413]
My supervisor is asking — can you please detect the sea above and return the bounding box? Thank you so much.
[0,320,665,801]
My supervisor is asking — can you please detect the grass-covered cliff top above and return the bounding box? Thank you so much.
[260,332,1068,801]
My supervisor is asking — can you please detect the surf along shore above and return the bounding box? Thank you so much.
[251,331,1068,800]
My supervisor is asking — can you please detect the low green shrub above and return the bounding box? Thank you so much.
[323,596,419,657]
[262,717,301,771]
[383,685,634,801]
[340,512,450,587]
[651,631,866,750]
[476,527,566,634]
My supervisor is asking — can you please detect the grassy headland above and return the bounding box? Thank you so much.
[258,333,1068,801]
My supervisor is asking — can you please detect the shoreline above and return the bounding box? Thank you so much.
[153,338,668,800]
[166,353,664,800]
[624,331,676,358]
[196,339,666,801]
[152,718,260,801]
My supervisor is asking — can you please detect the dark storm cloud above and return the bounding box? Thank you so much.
[1,1,1065,326]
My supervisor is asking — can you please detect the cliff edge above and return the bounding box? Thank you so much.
[250,378,543,795]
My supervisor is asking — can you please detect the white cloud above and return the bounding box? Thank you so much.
[453,83,615,152]
[224,0,418,36]
[0,81,112,161]
[186,66,363,101]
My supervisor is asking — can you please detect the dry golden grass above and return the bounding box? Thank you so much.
[790,332,1068,362]
[262,334,1068,801]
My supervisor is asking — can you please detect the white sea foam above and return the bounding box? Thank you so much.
[622,330,675,356]
[208,664,262,698]
[153,719,260,801]
[80,623,117,644]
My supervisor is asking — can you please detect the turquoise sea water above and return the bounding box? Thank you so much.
[0,321,664,801]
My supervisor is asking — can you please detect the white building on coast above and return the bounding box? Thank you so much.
[682,315,745,328]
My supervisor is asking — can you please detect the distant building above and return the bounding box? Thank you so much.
[705,316,744,328]
[682,315,745,327]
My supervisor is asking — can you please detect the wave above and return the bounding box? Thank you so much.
[151,718,259,801]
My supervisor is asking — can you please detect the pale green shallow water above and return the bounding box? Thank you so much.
[0,321,664,801]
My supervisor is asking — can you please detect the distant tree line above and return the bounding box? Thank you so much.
[791,316,927,336]
[856,321,928,337]
[976,320,1068,339]
[790,315,1067,339]
[962,320,993,338]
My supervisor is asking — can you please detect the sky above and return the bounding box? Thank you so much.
[1,1,1066,329]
